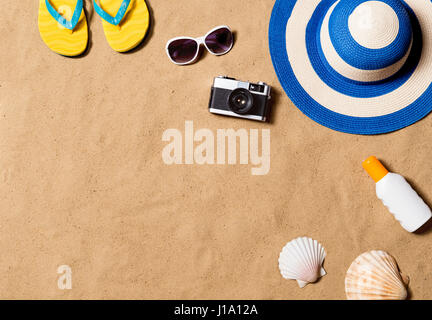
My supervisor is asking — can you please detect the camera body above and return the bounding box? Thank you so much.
[209,76,271,122]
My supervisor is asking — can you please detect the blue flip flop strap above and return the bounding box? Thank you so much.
[93,0,131,26]
[45,0,83,30]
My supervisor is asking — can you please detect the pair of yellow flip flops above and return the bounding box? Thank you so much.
[38,0,150,56]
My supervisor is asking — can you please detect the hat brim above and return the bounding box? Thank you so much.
[269,0,432,135]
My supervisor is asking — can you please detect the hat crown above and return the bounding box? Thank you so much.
[348,1,400,50]
[326,0,412,81]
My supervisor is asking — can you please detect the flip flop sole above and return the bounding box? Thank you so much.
[98,0,150,53]
[38,0,88,56]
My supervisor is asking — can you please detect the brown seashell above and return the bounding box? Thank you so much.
[345,250,408,300]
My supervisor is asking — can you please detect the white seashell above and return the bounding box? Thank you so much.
[345,250,409,300]
[278,237,327,288]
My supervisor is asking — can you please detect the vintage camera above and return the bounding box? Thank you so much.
[209,76,271,122]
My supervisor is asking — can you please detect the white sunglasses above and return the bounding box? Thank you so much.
[166,26,234,65]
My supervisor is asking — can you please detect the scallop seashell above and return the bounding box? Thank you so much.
[345,250,409,300]
[278,237,327,288]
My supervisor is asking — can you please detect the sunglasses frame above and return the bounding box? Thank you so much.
[166,25,233,65]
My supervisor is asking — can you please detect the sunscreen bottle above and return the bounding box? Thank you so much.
[363,156,432,232]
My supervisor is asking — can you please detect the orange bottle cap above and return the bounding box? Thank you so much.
[362,156,389,183]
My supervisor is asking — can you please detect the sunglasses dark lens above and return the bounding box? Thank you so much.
[168,39,198,64]
[205,27,233,54]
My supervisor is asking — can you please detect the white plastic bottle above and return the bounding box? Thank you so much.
[363,156,432,232]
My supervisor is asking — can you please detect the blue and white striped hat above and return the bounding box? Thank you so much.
[269,0,432,134]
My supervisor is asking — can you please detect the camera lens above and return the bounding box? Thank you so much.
[228,88,254,115]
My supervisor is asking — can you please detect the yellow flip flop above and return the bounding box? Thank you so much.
[93,0,150,53]
[38,0,88,56]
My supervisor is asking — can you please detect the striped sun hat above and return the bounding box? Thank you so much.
[269,0,432,134]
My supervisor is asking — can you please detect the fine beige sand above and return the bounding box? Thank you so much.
[1,0,432,299]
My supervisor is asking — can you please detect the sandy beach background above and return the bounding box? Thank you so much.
[1,0,432,299]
